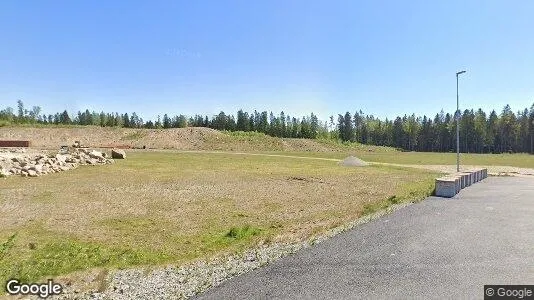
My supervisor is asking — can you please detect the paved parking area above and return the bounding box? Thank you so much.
[196,177,534,299]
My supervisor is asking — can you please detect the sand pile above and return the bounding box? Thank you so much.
[339,156,368,167]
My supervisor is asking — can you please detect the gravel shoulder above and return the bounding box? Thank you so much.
[51,202,415,300]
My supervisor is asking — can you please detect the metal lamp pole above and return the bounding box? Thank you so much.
[456,70,466,172]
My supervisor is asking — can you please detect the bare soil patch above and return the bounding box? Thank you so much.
[0,127,390,153]
[0,127,228,150]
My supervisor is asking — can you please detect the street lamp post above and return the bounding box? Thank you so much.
[456,70,466,172]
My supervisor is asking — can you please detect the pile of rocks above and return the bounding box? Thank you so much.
[0,147,26,153]
[0,148,114,178]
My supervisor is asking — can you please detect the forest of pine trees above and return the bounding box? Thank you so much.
[2,100,534,154]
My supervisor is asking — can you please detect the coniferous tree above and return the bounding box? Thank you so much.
[59,110,71,124]
[236,109,247,131]
[337,112,353,142]
[529,104,534,153]
[162,114,171,128]
[17,100,24,122]
[123,113,131,128]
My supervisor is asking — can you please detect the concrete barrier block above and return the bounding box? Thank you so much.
[436,168,489,199]
[459,172,472,186]
[470,169,478,183]
[451,174,461,189]
[454,173,468,189]
[436,177,458,198]
[473,169,482,182]
[461,174,468,188]
[450,174,463,192]
[474,169,481,182]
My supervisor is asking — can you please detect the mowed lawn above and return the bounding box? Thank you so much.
[0,151,438,287]
[260,150,534,169]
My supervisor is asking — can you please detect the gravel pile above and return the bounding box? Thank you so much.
[53,202,414,300]
[339,156,368,167]
[0,148,114,177]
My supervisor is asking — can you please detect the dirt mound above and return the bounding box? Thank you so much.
[339,156,368,167]
[0,127,228,150]
[0,126,395,153]
[0,127,305,152]
[130,127,228,150]
[281,138,336,152]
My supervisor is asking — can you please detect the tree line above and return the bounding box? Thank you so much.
[0,100,323,139]
[336,105,534,154]
[1,100,533,154]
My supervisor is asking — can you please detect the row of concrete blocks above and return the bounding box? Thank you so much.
[435,168,488,198]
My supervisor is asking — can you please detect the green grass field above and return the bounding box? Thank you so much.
[258,150,534,169]
[0,151,438,289]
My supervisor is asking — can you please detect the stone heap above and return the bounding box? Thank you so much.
[0,148,114,178]
[0,148,26,154]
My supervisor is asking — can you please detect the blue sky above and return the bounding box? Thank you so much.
[1,0,533,122]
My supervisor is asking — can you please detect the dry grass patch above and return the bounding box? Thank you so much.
[0,151,438,288]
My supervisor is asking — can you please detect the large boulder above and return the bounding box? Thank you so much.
[55,154,68,164]
[79,148,90,155]
[29,164,43,174]
[111,149,126,159]
[0,161,9,175]
[88,150,104,160]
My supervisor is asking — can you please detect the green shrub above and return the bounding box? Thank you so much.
[0,234,16,261]
[224,225,261,240]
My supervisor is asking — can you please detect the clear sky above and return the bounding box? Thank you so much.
[1,0,533,122]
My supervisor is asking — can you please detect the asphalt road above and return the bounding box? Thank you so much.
[196,176,534,299]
